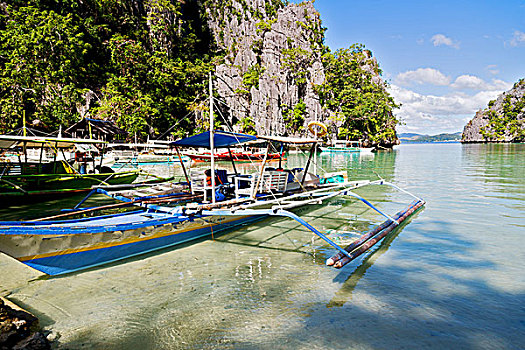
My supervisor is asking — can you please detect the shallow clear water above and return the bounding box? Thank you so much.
[1,143,524,349]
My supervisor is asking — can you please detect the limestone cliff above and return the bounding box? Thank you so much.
[462,79,525,143]
[201,0,398,146]
[204,0,325,136]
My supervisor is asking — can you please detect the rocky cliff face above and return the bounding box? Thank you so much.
[122,0,397,143]
[205,0,325,136]
[463,79,525,143]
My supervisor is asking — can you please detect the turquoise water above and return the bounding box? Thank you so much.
[1,143,524,349]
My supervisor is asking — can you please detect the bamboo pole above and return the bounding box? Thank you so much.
[209,72,216,203]
[326,200,419,266]
[227,147,238,176]
[330,200,425,268]
[251,143,270,199]
[301,144,316,187]
[31,201,138,221]
[175,147,191,190]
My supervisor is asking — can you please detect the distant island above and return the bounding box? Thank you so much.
[398,132,462,143]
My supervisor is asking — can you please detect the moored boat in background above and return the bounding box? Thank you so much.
[320,140,374,153]
[103,141,190,167]
[185,149,283,162]
[0,135,138,203]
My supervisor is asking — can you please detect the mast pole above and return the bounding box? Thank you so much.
[209,72,216,203]
[22,111,27,163]
[23,110,27,137]
[314,115,317,176]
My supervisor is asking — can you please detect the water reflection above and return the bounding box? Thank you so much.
[461,143,525,221]
[462,143,525,193]
[316,150,396,183]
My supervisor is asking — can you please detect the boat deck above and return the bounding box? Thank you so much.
[0,210,184,234]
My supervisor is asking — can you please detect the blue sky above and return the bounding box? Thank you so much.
[309,0,525,134]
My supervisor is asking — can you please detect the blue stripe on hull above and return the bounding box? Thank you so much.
[25,215,265,275]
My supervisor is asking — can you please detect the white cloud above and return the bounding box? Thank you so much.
[451,75,513,91]
[420,114,437,121]
[489,79,513,90]
[509,30,525,47]
[431,34,460,49]
[485,64,499,75]
[451,75,485,90]
[389,84,506,134]
[396,68,450,86]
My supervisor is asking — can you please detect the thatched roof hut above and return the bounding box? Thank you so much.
[65,118,127,142]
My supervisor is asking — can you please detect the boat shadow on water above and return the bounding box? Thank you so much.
[327,206,425,308]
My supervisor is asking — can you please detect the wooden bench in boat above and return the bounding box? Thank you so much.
[189,168,230,202]
[189,168,289,201]
[234,170,288,199]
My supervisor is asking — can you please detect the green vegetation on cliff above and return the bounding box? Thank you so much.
[317,44,399,146]
[480,80,525,141]
[399,132,462,143]
[0,0,215,138]
[1,0,400,145]
[463,78,525,143]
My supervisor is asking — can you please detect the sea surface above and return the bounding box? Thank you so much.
[1,143,524,349]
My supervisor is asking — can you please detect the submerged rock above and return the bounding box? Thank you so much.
[0,298,50,350]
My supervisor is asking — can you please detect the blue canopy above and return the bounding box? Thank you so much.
[171,131,257,149]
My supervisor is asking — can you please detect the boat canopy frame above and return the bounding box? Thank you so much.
[170,131,257,149]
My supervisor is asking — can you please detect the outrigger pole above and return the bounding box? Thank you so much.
[327,199,425,268]
[191,181,425,268]
[203,207,355,260]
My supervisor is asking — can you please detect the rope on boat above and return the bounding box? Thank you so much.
[0,178,28,194]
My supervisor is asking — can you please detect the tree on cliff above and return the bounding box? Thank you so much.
[316,44,399,146]
[0,1,215,138]
[462,78,525,143]
[0,5,93,132]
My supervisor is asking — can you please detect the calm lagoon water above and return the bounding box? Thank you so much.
[1,143,524,349]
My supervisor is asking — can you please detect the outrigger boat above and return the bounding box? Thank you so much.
[320,140,374,154]
[0,130,424,275]
[0,78,424,276]
[103,141,191,168]
[185,149,282,162]
[0,135,139,203]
